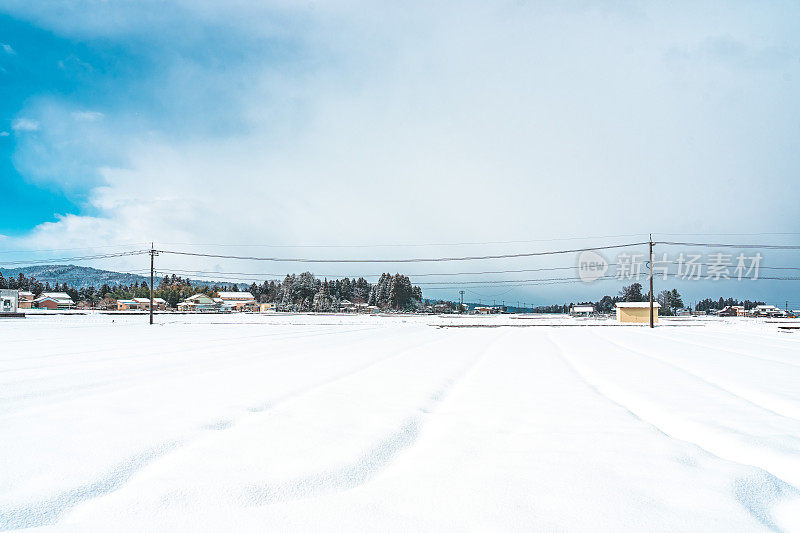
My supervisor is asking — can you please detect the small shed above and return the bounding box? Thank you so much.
[616,302,660,324]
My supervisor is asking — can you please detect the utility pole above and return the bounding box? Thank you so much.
[459,290,465,313]
[649,234,654,329]
[149,243,156,325]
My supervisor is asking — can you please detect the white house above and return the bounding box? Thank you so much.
[216,292,257,311]
[1,289,19,314]
[570,305,594,317]
[178,293,219,312]
[752,305,784,317]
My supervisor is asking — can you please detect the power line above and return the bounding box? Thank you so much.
[151,261,800,282]
[657,241,800,250]
[654,232,800,237]
[152,265,593,279]
[421,272,800,290]
[0,250,150,266]
[154,242,650,264]
[154,233,651,249]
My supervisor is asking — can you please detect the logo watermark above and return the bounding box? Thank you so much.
[577,250,609,282]
[577,251,763,282]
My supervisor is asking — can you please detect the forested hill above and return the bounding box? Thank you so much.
[0,265,152,290]
[0,264,248,290]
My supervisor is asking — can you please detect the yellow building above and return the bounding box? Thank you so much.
[616,302,660,324]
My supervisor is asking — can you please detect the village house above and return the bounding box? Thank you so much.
[719,305,748,317]
[1,289,19,314]
[615,302,660,324]
[116,299,139,311]
[752,305,784,317]
[132,297,167,311]
[17,291,34,309]
[474,306,503,314]
[34,292,75,310]
[259,302,277,313]
[178,293,218,312]
[216,291,257,312]
[570,304,595,317]
[338,299,356,312]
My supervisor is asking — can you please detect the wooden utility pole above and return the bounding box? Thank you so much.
[150,243,155,325]
[459,290,465,313]
[649,234,654,329]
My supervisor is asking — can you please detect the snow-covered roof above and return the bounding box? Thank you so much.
[132,297,167,304]
[572,305,594,312]
[217,292,255,300]
[185,293,214,302]
[118,299,138,305]
[18,291,34,298]
[616,302,661,308]
[40,292,72,300]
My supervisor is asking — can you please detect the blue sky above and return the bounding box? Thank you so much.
[0,1,798,305]
[0,14,99,233]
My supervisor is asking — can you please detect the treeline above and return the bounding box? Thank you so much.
[0,271,424,311]
[695,297,764,313]
[534,282,766,316]
[531,283,687,315]
[263,272,422,311]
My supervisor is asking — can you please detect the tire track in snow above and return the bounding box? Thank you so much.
[689,327,800,352]
[594,330,800,422]
[545,330,800,532]
[239,332,500,506]
[0,331,445,530]
[0,441,181,531]
[639,329,800,369]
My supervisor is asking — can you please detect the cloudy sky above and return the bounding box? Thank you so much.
[1,1,798,305]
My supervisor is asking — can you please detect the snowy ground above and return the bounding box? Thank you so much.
[1,313,800,531]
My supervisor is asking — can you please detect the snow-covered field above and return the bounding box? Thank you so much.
[2,313,800,531]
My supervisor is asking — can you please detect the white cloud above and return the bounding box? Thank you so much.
[3,1,799,303]
[1,43,15,55]
[0,131,9,137]
[72,111,104,121]
[11,118,40,132]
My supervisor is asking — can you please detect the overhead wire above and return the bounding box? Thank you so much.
[154,242,650,264]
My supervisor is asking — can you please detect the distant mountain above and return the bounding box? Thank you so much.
[0,264,247,290]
